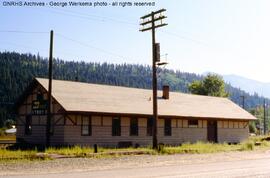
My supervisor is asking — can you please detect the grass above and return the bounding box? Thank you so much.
[46,146,94,157]
[0,149,47,162]
[45,146,155,158]
[44,135,270,156]
[160,142,239,154]
[0,135,16,141]
[1,135,270,162]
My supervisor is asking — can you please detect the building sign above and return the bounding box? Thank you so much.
[32,96,47,115]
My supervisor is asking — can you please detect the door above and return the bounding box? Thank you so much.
[207,120,217,143]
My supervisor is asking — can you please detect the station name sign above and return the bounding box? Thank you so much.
[32,99,47,115]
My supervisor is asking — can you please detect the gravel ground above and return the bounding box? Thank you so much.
[1,149,270,176]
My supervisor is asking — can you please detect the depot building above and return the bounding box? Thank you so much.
[15,78,256,147]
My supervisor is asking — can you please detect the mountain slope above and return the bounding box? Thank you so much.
[0,51,268,126]
[223,74,270,98]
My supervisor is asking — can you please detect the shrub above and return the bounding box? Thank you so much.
[4,119,15,129]
[249,122,257,133]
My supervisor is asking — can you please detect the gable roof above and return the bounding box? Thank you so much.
[30,78,257,121]
[35,78,256,120]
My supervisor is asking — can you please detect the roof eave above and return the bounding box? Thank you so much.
[65,110,257,121]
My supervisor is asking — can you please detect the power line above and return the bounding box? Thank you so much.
[55,32,131,60]
[0,28,239,66]
[48,7,215,48]
[0,41,80,59]
[0,30,48,34]
[41,7,137,29]
[160,30,210,47]
[0,11,213,47]
[0,41,48,52]
[0,32,145,63]
[0,30,136,61]
[47,7,213,46]
[47,7,137,26]
[1,7,235,52]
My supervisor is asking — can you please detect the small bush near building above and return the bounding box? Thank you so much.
[4,119,15,129]
[249,122,257,133]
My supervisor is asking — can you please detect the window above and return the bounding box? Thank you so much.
[188,120,198,127]
[25,115,32,135]
[112,117,121,136]
[130,118,138,136]
[147,118,153,136]
[164,119,171,136]
[81,116,91,136]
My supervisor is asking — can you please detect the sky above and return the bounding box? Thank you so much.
[1,0,270,82]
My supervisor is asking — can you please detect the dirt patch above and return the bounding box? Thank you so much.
[1,149,270,176]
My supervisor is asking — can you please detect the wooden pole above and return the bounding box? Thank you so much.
[264,99,266,135]
[151,12,158,149]
[46,30,53,147]
[140,9,167,149]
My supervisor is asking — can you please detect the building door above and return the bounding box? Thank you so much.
[207,121,217,143]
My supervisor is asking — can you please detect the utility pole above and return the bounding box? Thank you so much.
[46,30,53,147]
[140,9,167,149]
[240,95,245,109]
[266,103,268,135]
[264,99,267,135]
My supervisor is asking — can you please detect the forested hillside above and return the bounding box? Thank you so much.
[0,51,268,127]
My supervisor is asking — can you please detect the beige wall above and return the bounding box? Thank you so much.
[63,116,152,146]
[218,128,249,143]
[217,120,249,143]
[62,117,249,146]
[63,116,210,147]
[18,106,250,146]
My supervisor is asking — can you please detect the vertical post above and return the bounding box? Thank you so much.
[94,144,98,153]
[140,9,167,149]
[151,12,158,149]
[46,30,53,147]
[264,99,266,135]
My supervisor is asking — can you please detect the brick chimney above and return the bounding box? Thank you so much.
[162,85,169,99]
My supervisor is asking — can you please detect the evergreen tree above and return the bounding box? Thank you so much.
[0,51,268,127]
[189,74,229,97]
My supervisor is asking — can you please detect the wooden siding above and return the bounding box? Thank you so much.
[62,116,211,147]
[18,107,250,146]
[61,117,249,146]
[217,120,249,143]
[218,127,249,143]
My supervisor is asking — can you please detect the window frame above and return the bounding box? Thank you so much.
[81,115,92,136]
[188,120,198,127]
